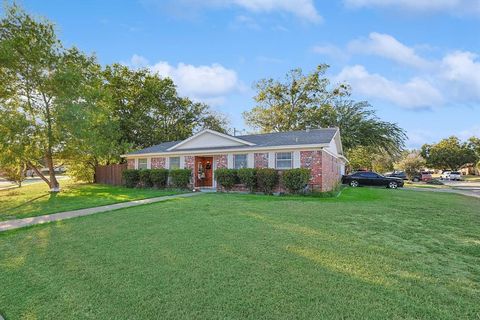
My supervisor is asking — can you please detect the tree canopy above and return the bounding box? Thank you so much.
[0,4,229,187]
[243,65,406,156]
[421,137,477,170]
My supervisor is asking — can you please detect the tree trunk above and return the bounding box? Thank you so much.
[45,152,60,192]
[27,161,51,187]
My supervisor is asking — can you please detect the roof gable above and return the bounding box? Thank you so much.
[167,129,255,151]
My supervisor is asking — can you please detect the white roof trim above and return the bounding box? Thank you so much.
[331,128,344,155]
[121,143,329,158]
[166,129,255,151]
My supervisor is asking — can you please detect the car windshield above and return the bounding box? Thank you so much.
[451,171,460,174]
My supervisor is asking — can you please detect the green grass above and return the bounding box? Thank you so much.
[0,179,187,221]
[0,188,479,319]
[462,175,480,182]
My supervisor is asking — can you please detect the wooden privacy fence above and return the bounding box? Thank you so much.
[95,163,127,186]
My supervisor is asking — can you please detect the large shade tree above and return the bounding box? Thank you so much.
[0,5,116,190]
[243,65,406,156]
[103,64,229,150]
[421,137,477,170]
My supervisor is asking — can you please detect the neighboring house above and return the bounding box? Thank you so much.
[122,128,348,192]
[460,163,479,176]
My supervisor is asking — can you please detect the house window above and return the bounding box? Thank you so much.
[276,152,293,169]
[234,154,248,169]
[169,157,180,169]
[138,158,148,170]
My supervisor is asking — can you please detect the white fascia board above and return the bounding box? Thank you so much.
[121,143,329,158]
[166,129,255,151]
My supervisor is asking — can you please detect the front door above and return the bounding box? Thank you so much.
[195,156,213,187]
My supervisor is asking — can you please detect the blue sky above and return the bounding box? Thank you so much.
[8,0,480,148]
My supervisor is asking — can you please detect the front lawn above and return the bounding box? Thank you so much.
[0,188,479,319]
[0,179,187,221]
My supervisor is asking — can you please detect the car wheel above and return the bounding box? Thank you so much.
[350,180,359,187]
[388,181,398,189]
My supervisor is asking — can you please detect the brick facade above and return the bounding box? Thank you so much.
[184,156,195,170]
[214,154,228,169]
[320,150,341,191]
[151,157,166,169]
[254,153,269,168]
[300,150,323,191]
[127,159,135,169]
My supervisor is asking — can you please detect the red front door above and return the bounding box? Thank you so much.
[195,157,213,187]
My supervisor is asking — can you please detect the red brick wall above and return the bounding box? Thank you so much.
[184,156,195,170]
[300,150,322,191]
[254,153,269,168]
[127,159,135,169]
[214,154,228,169]
[151,157,166,169]
[321,150,341,191]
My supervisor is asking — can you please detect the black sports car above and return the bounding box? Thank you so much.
[342,171,404,189]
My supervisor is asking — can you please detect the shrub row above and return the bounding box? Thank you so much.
[122,169,191,189]
[215,168,311,195]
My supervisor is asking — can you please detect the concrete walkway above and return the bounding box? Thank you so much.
[0,192,202,232]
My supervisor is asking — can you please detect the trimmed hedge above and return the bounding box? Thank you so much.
[139,169,153,188]
[150,169,169,188]
[237,168,256,193]
[282,168,311,194]
[215,168,237,191]
[256,168,279,195]
[170,169,192,189]
[122,169,140,188]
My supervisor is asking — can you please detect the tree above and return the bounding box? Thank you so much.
[243,65,406,155]
[421,137,476,170]
[468,137,480,169]
[395,152,426,180]
[347,147,375,171]
[103,64,229,150]
[0,4,109,191]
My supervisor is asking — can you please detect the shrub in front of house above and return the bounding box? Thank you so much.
[123,169,140,188]
[215,168,237,192]
[237,168,257,193]
[256,168,279,195]
[170,169,192,189]
[150,169,169,188]
[282,168,311,194]
[138,169,154,188]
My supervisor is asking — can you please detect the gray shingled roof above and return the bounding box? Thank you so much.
[126,128,338,155]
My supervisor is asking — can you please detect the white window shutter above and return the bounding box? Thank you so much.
[165,157,170,169]
[147,158,151,169]
[227,154,234,169]
[135,158,138,169]
[293,151,300,168]
[268,152,275,168]
[247,153,254,168]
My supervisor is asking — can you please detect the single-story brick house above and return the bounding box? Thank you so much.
[122,128,347,192]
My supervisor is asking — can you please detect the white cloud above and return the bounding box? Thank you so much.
[312,44,349,61]
[336,65,444,109]
[344,0,480,15]
[232,0,322,22]
[348,32,430,68]
[129,55,242,105]
[319,33,480,109]
[153,0,322,22]
[440,51,480,101]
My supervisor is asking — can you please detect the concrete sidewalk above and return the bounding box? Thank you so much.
[0,192,202,232]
